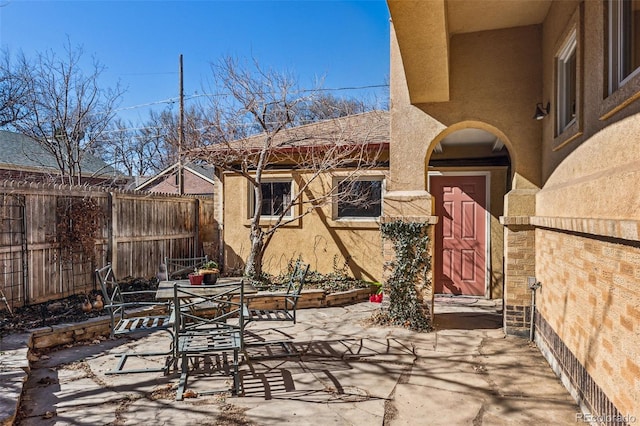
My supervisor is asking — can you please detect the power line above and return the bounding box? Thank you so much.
[94,112,387,141]
[115,83,389,113]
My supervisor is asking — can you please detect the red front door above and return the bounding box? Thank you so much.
[431,175,487,296]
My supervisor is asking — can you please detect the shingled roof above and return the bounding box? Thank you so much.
[134,161,216,192]
[0,130,123,178]
[210,110,389,152]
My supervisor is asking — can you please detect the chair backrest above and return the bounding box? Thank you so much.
[173,280,245,339]
[164,256,209,279]
[95,264,124,307]
[286,261,310,299]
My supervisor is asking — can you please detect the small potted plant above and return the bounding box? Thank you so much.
[369,282,383,303]
[188,269,204,285]
[198,260,220,285]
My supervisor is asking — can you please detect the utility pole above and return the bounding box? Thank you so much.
[178,54,185,195]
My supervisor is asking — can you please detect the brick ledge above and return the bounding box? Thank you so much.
[530,216,640,241]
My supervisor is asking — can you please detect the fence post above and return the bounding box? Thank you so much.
[108,192,117,273]
[194,197,201,256]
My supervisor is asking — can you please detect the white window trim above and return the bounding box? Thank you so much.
[557,29,577,134]
[608,0,640,94]
[250,178,294,219]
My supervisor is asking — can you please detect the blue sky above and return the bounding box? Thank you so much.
[0,0,390,124]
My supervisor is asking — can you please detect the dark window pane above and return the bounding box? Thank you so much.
[260,182,291,216]
[610,0,640,91]
[338,180,382,218]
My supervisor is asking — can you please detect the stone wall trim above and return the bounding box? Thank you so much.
[530,216,640,242]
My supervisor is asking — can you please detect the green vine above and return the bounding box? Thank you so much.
[380,220,432,331]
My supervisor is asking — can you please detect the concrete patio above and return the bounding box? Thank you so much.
[8,298,581,425]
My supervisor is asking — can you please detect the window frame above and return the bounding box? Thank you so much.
[552,5,584,151]
[608,0,640,94]
[334,176,384,220]
[556,29,578,134]
[252,178,294,219]
[601,0,640,120]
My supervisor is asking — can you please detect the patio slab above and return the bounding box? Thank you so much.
[10,299,582,425]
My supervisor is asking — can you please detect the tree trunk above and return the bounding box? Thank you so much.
[244,227,265,279]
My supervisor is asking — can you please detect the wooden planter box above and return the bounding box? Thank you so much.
[27,289,371,351]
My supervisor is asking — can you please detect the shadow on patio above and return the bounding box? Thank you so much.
[15,301,580,426]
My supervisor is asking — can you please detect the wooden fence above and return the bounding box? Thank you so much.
[0,181,218,310]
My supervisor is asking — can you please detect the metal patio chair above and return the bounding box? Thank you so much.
[173,280,245,400]
[245,260,310,325]
[95,264,173,375]
[164,256,209,279]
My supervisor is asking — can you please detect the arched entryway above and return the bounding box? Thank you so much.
[426,125,512,301]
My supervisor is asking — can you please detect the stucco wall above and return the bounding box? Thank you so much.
[537,116,640,222]
[389,20,542,302]
[540,0,640,183]
[222,170,387,282]
[537,0,640,222]
[389,21,543,194]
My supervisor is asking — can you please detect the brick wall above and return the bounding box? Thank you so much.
[183,170,215,195]
[503,224,536,335]
[146,169,214,195]
[536,228,640,421]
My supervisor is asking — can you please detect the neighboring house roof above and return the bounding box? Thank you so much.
[205,110,389,155]
[245,110,389,149]
[135,161,216,192]
[0,130,123,179]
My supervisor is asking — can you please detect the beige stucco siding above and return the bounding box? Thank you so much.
[540,0,640,185]
[387,0,449,104]
[537,116,640,222]
[389,19,446,194]
[222,169,387,282]
[537,0,640,223]
[390,21,543,194]
[533,0,640,238]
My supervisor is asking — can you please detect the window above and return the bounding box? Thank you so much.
[259,181,292,217]
[337,179,382,218]
[608,0,640,94]
[557,30,577,133]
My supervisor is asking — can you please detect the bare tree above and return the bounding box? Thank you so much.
[95,119,156,177]
[0,49,29,127]
[8,41,123,185]
[186,57,387,279]
[96,114,175,177]
[106,106,209,176]
[145,106,208,159]
[298,92,370,123]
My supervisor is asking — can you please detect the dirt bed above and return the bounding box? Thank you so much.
[0,278,157,338]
